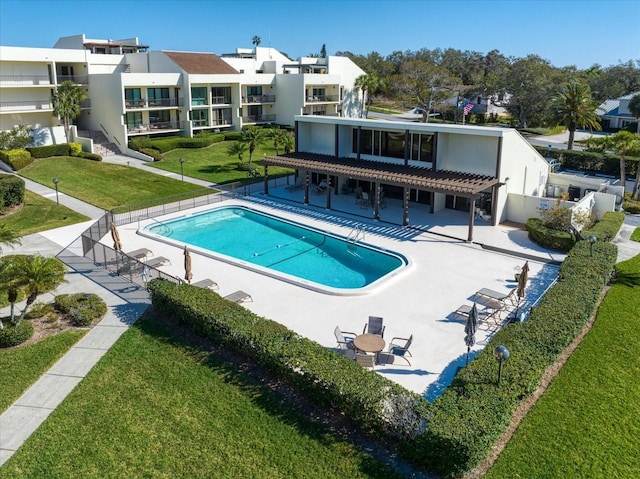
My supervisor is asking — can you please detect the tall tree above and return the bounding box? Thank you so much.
[629,93,640,134]
[549,83,602,149]
[240,127,266,170]
[266,125,289,155]
[354,73,381,118]
[13,255,67,325]
[51,80,86,144]
[320,44,327,58]
[226,141,247,165]
[252,36,261,47]
[601,130,640,196]
[0,257,19,330]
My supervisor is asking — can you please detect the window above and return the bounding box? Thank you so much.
[191,87,206,106]
[125,112,143,130]
[190,109,208,127]
[381,131,405,159]
[312,88,325,100]
[246,86,262,96]
[149,109,170,126]
[211,87,231,104]
[147,88,170,106]
[125,88,142,107]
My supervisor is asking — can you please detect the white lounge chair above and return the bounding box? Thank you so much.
[224,290,252,303]
[192,278,219,290]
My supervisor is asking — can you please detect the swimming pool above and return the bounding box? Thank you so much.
[142,206,408,294]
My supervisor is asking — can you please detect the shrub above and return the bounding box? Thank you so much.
[78,151,102,161]
[0,320,34,348]
[26,144,71,158]
[140,148,163,161]
[69,142,83,156]
[24,302,55,320]
[0,149,33,170]
[622,193,640,214]
[0,173,25,207]
[525,217,576,251]
[55,293,107,327]
[581,211,625,241]
[224,131,242,141]
[128,136,153,151]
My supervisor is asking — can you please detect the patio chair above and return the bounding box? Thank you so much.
[334,326,357,359]
[387,334,413,365]
[359,192,371,209]
[224,290,252,303]
[355,351,375,369]
[363,316,385,337]
[192,278,219,290]
[126,248,153,260]
[146,256,171,268]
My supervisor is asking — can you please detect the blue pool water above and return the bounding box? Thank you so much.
[144,206,406,291]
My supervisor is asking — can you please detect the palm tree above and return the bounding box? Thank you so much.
[603,130,640,196]
[13,255,67,325]
[252,36,261,47]
[549,83,601,150]
[240,127,266,171]
[629,93,640,134]
[52,80,86,145]
[0,258,19,330]
[0,224,21,254]
[227,141,248,165]
[266,125,288,155]
[281,133,294,154]
[354,74,381,119]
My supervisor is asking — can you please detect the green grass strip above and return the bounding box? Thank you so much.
[631,227,640,242]
[485,253,640,478]
[19,157,207,210]
[0,316,401,478]
[0,330,86,412]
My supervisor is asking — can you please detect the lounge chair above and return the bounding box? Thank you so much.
[192,278,219,290]
[126,248,153,260]
[387,334,413,365]
[334,325,357,358]
[145,256,171,268]
[363,316,385,337]
[355,351,375,369]
[224,290,252,303]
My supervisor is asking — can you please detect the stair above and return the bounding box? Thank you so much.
[77,130,121,156]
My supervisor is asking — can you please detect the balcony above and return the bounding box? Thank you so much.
[0,75,52,86]
[242,114,276,124]
[193,118,233,128]
[242,95,276,104]
[0,100,53,113]
[127,121,185,134]
[306,94,339,103]
[125,98,183,109]
[57,75,89,84]
[211,95,232,104]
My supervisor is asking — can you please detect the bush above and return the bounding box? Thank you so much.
[582,211,625,241]
[525,217,576,251]
[622,193,640,214]
[69,142,83,156]
[24,302,55,320]
[533,145,633,178]
[141,148,163,161]
[78,151,102,161]
[149,135,225,153]
[26,144,71,158]
[55,293,107,327]
[0,149,33,170]
[224,131,242,141]
[0,173,25,207]
[0,320,34,348]
[128,136,153,151]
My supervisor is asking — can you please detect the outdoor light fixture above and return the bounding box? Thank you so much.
[588,235,597,257]
[53,177,59,205]
[493,345,510,386]
[179,158,185,181]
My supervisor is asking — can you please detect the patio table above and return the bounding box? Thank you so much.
[354,334,385,364]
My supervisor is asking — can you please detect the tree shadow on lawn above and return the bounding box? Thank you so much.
[615,270,640,288]
[133,311,406,479]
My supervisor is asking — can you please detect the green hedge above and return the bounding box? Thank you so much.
[69,142,82,156]
[147,280,427,439]
[148,134,225,153]
[402,239,618,477]
[582,211,625,241]
[0,320,34,348]
[55,293,107,327]
[0,149,33,170]
[78,151,102,161]
[533,145,639,177]
[525,218,576,251]
[0,174,25,207]
[26,144,71,158]
[622,193,640,214]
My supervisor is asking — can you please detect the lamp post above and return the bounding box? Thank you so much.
[53,177,59,205]
[179,158,184,181]
[588,235,597,257]
[493,345,510,386]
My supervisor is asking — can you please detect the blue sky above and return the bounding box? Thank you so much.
[1,0,638,69]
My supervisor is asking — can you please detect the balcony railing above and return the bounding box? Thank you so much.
[127,121,185,134]
[125,98,182,109]
[0,75,52,85]
[57,75,89,84]
[243,94,276,104]
[0,100,53,112]
[306,94,340,103]
[211,95,232,104]
[242,114,276,123]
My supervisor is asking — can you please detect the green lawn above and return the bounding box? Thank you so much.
[485,253,640,478]
[631,227,640,242]
[0,330,86,413]
[150,141,294,184]
[19,157,209,210]
[0,315,401,478]
[0,190,90,236]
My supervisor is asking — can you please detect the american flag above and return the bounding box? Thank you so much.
[463,101,474,115]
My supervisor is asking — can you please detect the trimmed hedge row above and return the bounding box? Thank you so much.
[0,149,33,170]
[402,239,618,477]
[26,144,70,158]
[147,280,427,439]
[582,211,625,241]
[525,217,576,251]
[532,145,639,177]
[148,134,225,153]
[0,174,25,208]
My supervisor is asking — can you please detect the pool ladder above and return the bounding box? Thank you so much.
[347,225,365,257]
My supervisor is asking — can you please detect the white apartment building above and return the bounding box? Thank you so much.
[0,34,365,152]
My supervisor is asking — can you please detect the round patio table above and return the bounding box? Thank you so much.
[354,334,385,364]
